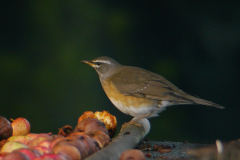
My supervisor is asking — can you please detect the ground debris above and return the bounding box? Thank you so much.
[138,140,240,160]
[137,140,205,160]
[136,141,152,151]
[153,144,173,153]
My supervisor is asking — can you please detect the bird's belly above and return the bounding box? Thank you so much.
[102,81,157,117]
[109,97,156,117]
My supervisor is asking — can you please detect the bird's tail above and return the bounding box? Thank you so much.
[188,95,224,109]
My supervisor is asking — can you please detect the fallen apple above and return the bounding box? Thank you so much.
[77,134,98,155]
[27,134,53,148]
[57,138,88,158]
[88,130,110,148]
[74,118,108,135]
[52,134,64,140]
[32,146,52,155]
[0,155,4,160]
[26,133,51,140]
[36,153,68,160]
[0,140,8,149]
[8,135,33,145]
[16,148,40,160]
[67,132,99,153]
[53,144,81,160]
[49,138,65,149]
[37,140,51,149]
[78,111,97,123]
[0,141,28,153]
[11,117,30,136]
[2,150,30,160]
[94,110,117,138]
[0,116,13,140]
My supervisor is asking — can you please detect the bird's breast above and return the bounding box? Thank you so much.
[101,79,157,117]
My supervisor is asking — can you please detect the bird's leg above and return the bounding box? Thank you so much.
[122,112,152,129]
[131,112,152,123]
[123,113,151,128]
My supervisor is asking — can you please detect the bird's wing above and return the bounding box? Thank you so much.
[109,66,192,103]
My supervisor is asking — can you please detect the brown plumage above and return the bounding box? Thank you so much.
[81,56,224,121]
[108,66,224,109]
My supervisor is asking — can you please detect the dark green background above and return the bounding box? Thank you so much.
[1,1,239,143]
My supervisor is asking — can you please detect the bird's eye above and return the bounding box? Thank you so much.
[96,62,101,66]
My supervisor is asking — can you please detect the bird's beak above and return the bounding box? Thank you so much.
[81,60,91,64]
[81,60,97,67]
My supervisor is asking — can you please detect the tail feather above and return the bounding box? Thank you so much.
[189,96,224,109]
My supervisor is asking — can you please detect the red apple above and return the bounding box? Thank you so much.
[66,134,98,155]
[27,134,53,148]
[0,155,4,160]
[74,118,108,135]
[80,135,98,155]
[0,141,28,153]
[55,138,88,159]
[32,146,52,155]
[7,136,33,145]
[11,117,30,136]
[53,145,81,160]
[67,133,85,140]
[26,133,40,139]
[0,116,13,140]
[0,140,8,149]
[16,148,40,160]
[37,153,68,160]
[88,130,110,148]
[38,140,51,149]
[68,132,85,137]
[26,133,39,140]
[26,133,51,140]
[51,135,64,141]
[2,150,30,160]
[49,138,65,149]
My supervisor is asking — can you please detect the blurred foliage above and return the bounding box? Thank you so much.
[1,1,240,143]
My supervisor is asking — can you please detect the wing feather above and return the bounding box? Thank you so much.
[105,66,224,109]
[108,66,190,103]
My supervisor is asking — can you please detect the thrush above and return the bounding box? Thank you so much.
[81,56,224,122]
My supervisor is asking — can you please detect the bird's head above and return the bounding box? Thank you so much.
[81,56,121,78]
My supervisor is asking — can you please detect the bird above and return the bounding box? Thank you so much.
[81,56,224,122]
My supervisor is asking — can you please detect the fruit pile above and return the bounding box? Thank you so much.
[0,110,117,160]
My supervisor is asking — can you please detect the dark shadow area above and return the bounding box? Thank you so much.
[0,1,239,143]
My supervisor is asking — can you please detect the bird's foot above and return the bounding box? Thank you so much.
[122,120,143,129]
[122,114,150,129]
[128,117,144,127]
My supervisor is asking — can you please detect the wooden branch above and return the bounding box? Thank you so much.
[85,118,150,160]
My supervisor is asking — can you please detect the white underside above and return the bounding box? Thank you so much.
[109,98,171,118]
